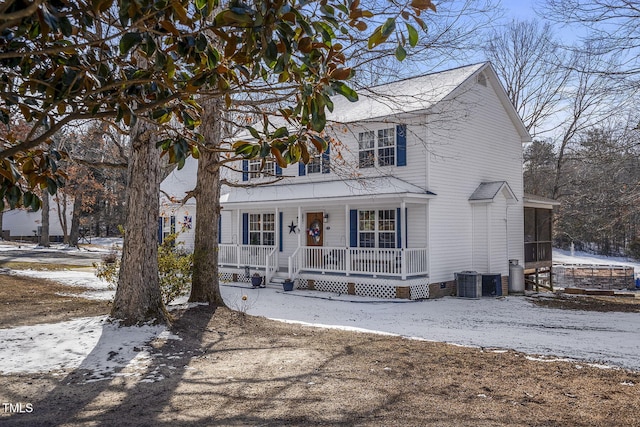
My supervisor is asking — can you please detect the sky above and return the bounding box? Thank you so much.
[0,240,639,380]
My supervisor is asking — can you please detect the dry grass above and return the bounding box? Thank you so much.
[0,273,638,426]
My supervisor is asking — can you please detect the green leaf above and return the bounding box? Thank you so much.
[235,143,255,157]
[120,32,142,55]
[368,26,386,49]
[406,23,419,47]
[381,18,396,37]
[272,127,289,138]
[395,44,407,61]
[332,82,358,102]
[246,126,260,139]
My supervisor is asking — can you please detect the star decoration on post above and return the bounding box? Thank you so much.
[288,221,298,234]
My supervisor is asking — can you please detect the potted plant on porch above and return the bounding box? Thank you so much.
[282,278,294,291]
[251,273,264,288]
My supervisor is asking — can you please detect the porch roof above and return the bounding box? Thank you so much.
[220,177,435,207]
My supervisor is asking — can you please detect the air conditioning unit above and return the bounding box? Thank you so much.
[456,271,481,299]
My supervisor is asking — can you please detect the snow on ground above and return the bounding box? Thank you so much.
[0,245,639,382]
[553,248,640,274]
[0,237,122,253]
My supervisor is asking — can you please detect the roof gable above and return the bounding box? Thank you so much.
[325,63,485,123]
[469,181,517,203]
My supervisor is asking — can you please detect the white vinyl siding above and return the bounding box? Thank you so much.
[427,76,524,282]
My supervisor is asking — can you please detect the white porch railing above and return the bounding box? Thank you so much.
[265,247,278,284]
[218,244,428,282]
[218,244,274,269]
[291,246,428,280]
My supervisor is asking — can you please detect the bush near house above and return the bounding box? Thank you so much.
[94,233,192,304]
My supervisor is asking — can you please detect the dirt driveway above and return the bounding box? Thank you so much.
[1,273,639,426]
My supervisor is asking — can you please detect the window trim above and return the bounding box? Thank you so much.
[358,127,397,168]
[248,213,275,246]
[357,209,396,248]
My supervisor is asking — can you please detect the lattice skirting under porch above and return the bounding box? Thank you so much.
[296,274,429,300]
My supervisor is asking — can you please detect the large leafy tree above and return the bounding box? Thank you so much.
[2,0,435,324]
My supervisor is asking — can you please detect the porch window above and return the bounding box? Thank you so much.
[249,213,275,246]
[358,209,396,248]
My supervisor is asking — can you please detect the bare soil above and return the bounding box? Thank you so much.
[1,274,639,427]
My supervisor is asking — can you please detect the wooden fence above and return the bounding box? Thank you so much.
[553,264,635,290]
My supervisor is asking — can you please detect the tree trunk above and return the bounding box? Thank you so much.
[189,96,224,306]
[56,193,69,244]
[0,210,4,240]
[68,194,82,247]
[111,118,169,325]
[39,193,50,247]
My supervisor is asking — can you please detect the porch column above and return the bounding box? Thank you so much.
[401,200,407,280]
[275,207,279,267]
[345,204,351,276]
[236,209,241,269]
[297,205,302,248]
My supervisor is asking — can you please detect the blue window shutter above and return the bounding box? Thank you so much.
[276,164,282,176]
[298,161,306,176]
[158,218,163,244]
[218,214,222,244]
[396,124,407,167]
[322,144,330,174]
[396,208,402,248]
[349,209,358,247]
[242,160,249,181]
[242,213,249,245]
[279,212,283,252]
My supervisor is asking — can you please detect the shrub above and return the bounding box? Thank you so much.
[94,233,193,305]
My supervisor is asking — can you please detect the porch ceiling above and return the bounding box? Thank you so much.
[220,176,435,207]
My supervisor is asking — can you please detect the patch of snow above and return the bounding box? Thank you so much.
[553,248,640,274]
[0,316,165,379]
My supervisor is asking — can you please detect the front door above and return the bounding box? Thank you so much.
[306,212,324,246]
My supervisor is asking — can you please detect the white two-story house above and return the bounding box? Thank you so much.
[160,62,529,299]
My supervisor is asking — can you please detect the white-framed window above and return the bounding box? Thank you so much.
[306,146,330,174]
[249,213,275,246]
[358,131,375,168]
[358,127,395,168]
[248,159,275,180]
[162,215,175,241]
[358,209,395,248]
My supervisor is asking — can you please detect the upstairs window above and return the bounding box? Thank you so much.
[248,159,275,180]
[242,159,280,181]
[358,125,406,168]
[307,146,330,174]
[358,131,376,168]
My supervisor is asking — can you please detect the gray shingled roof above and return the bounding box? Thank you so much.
[469,181,517,202]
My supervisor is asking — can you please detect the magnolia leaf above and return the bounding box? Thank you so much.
[119,32,142,55]
[381,18,396,37]
[410,0,437,12]
[395,44,407,61]
[406,23,419,47]
[271,147,287,168]
[332,82,358,102]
